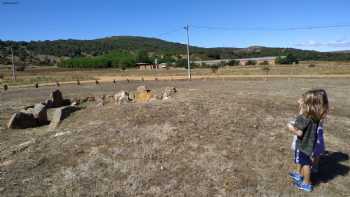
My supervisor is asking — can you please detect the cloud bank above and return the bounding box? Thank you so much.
[296,39,350,48]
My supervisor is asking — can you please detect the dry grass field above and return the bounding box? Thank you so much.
[0,77,349,196]
[1,61,350,86]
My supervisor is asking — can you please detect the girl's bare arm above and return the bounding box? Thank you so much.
[287,123,303,137]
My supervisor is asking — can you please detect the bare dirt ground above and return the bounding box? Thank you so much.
[0,78,350,196]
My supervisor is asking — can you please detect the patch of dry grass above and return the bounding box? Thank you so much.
[1,61,350,86]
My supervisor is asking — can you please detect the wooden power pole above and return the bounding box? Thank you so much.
[184,24,191,80]
[11,47,16,80]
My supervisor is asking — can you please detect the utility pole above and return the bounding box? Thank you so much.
[11,47,16,80]
[184,24,191,80]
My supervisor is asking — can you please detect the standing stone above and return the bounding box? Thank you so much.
[136,85,150,93]
[135,85,154,102]
[162,87,177,100]
[51,89,64,107]
[114,91,130,104]
[45,99,54,108]
[96,95,106,107]
[135,91,154,103]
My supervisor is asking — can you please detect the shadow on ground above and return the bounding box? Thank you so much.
[313,151,349,186]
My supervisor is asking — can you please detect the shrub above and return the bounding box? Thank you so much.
[261,65,271,75]
[15,64,26,71]
[190,62,200,68]
[275,54,299,64]
[228,60,240,66]
[201,63,208,68]
[245,60,257,66]
[219,61,227,67]
[210,64,220,73]
[259,61,269,65]
[175,59,187,68]
[308,64,316,68]
[59,50,137,69]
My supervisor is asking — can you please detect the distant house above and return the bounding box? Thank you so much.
[137,63,159,70]
[237,57,277,65]
[194,56,278,66]
[159,63,169,68]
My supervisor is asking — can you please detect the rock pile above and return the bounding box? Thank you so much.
[7,86,178,130]
[134,85,155,103]
[96,95,106,107]
[162,87,177,100]
[112,86,178,104]
[114,91,130,104]
[7,89,77,129]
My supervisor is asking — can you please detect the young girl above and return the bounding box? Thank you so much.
[287,89,329,192]
[312,120,326,173]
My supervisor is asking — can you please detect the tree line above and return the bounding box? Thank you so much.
[1,36,350,67]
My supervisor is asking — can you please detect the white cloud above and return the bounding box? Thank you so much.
[295,39,350,48]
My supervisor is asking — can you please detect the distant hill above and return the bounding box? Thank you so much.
[1,36,350,66]
[331,50,350,53]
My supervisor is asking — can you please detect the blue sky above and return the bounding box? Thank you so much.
[1,0,350,51]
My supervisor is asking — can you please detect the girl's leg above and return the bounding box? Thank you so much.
[297,164,302,175]
[302,165,312,184]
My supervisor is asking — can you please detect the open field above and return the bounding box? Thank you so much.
[0,78,349,196]
[1,61,350,86]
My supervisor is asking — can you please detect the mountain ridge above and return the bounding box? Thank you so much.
[1,36,350,66]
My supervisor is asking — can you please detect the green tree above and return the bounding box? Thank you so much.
[136,50,151,63]
[210,64,220,73]
[275,54,299,64]
[259,61,269,65]
[228,59,240,66]
[245,60,257,66]
[175,59,187,68]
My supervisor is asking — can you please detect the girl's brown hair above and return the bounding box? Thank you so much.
[300,89,329,121]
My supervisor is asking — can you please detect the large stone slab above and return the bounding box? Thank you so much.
[7,112,37,129]
[33,103,48,125]
[48,106,79,131]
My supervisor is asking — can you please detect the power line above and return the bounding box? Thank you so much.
[191,24,350,32]
[155,27,184,38]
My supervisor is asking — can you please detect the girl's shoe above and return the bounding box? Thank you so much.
[295,181,313,192]
[289,172,303,182]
